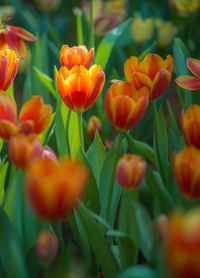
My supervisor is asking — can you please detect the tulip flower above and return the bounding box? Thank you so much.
[181,104,200,149]
[169,0,200,17]
[42,146,58,162]
[56,65,105,113]
[60,45,94,70]
[82,0,127,36]
[26,157,88,220]
[116,154,146,190]
[131,16,153,45]
[175,58,200,90]
[164,208,200,278]
[154,18,178,48]
[8,134,42,169]
[172,146,200,199]
[0,49,19,91]
[0,23,37,58]
[0,92,52,141]
[124,53,174,101]
[88,116,102,140]
[104,81,149,131]
[155,214,169,241]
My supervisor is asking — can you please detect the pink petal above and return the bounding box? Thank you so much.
[175,75,200,90]
[187,58,200,78]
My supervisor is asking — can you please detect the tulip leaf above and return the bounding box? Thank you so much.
[33,67,56,98]
[167,101,181,140]
[0,206,28,278]
[95,18,132,70]
[133,139,155,164]
[99,134,125,223]
[116,265,157,278]
[0,162,8,204]
[77,202,120,278]
[87,132,106,184]
[138,41,157,63]
[55,109,68,156]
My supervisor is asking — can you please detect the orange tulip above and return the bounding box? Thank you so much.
[60,45,94,70]
[116,154,146,190]
[0,92,52,141]
[26,157,88,220]
[124,53,174,101]
[0,49,19,91]
[164,208,200,278]
[176,58,200,90]
[36,230,59,264]
[181,105,200,149]
[104,81,149,131]
[88,116,102,140]
[8,134,42,169]
[0,24,37,58]
[172,146,200,199]
[56,65,105,113]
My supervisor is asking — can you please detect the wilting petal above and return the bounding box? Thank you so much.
[187,58,200,78]
[175,75,200,90]
[151,69,171,101]
[8,26,37,42]
[19,96,52,135]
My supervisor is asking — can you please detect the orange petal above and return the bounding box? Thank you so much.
[131,72,152,90]
[0,120,17,141]
[165,55,174,73]
[124,56,140,81]
[187,58,200,78]
[151,69,171,101]
[139,53,165,80]
[0,55,8,84]
[175,75,200,90]
[19,96,52,134]
[8,26,37,42]
[0,91,17,123]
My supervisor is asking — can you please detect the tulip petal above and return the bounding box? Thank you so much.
[0,120,17,141]
[187,58,200,78]
[124,56,140,81]
[139,53,165,80]
[0,91,17,123]
[175,75,200,90]
[86,71,105,108]
[8,26,37,42]
[151,69,171,101]
[5,30,27,58]
[165,55,174,73]
[0,55,8,84]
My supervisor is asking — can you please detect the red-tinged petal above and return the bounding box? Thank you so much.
[151,69,171,101]
[8,26,37,42]
[0,32,7,50]
[0,55,8,84]
[19,96,52,134]
[0,120,17,141]
[5,30,27,58]
[84,47,94,69]
[187,58,200,78]
[165,55,174,73]
[131,72,152,90]
[17,120,34,135]
[175,75,200,90]
[139,53,165,80]
[0,91,17,123]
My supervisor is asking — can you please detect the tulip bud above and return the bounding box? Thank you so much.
[8,134,42,169]
[156,214,169,241]
[172,146,200,200]
[164,208,200,278]
[88,116,102,140]
[42,146,58,162]
[104,140,112,150]
[36,230,59,265]
[131,16,153,45]
[116,154,146,190]
[154,18,177,48]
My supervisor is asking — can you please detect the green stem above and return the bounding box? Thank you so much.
[66,110,71,156]
[77,113,84,151]
[89,0,94,48]
[74,7,84,45]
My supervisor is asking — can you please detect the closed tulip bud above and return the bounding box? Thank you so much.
[172,146,200,200]
[124,53,174,101]
[57,65,105,113]
[26,157,88,220]
[8,134,42,169]
[164,208,200,278]
[42,147,58,162]
[36,230,59,265]
[131,17,153,45]
[156,214,169,241]
[60,45,94,70]
[104,139,112,150]
[116,154,146,190]
[104,81,149,131]
[154,19,177,48]
[88,116,102,140]
[170,0,200,17]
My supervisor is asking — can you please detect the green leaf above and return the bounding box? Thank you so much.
[95,18,132,70]
[138,41,157,62]
[0,206,28,278]
[133,139,155,164]
[77,202,120,278]
[0,162,8,204]
[167,101,181,140]
[116,265,157,278]
[55,110,68,156]
[33,67,56,98]
[87,132,106,184]
[99,134,124,223]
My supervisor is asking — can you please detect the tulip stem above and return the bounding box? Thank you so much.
[66,110,71,156]
[89,0,94,48]
[74,7,84,45]
[78,113,84,151]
